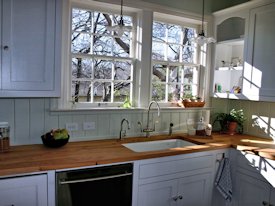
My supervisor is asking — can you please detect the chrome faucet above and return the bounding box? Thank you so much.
[142,101,160,137]
[119,118,130,140]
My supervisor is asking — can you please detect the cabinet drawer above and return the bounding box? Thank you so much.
[139,155,213,179]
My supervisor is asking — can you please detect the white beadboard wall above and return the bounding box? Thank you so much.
[0,98,210,146]
[211,98,275,140]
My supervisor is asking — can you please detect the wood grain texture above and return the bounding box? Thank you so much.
[0,133,274,176]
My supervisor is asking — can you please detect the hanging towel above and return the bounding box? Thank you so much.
[215,157,233,201]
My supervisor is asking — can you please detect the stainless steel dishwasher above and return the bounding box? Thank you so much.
[56,163,133,206]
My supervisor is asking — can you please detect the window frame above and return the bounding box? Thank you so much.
[57,1,209,110]
[69,5,137,108]
[150,15,206,106]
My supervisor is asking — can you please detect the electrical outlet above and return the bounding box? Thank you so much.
[83,122,96,130]
[66,123,79,131]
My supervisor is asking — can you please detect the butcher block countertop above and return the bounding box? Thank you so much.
[0,133,275,177]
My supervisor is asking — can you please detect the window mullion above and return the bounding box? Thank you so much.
[111,61,115,103]
[165,65,169,102]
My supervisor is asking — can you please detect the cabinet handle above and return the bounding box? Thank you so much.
[172,196,178,201]
[262,201,268,205]
[3,46,9,50]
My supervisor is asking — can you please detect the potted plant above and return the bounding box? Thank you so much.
[213,109,246,135]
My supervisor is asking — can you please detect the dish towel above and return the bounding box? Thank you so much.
[215,157,233,201]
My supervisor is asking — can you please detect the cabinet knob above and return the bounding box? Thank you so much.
[262,201,268,205]
[3,45,9,50]
[172,196,178,201]
[178,195,183,200]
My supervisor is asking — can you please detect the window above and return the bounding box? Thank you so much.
[71,8,134,105]
[151,21,202,103]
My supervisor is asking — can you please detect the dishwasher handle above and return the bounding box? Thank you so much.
[59,172,132,185]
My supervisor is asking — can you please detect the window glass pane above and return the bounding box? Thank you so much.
[168,66,182,83]
[182,46,195,63]
[72,81,91,102]
[93,12,109,34]
[152,83,166,101]
[93,82,111,102]
[94,60,112,79]
[113,37,130,57]
[167,44,180,62]
[72,9,92,32]
[152,64,167,82]
[168,84,181,101]
[168,24,181,43]
[93,36,113,56]
[184,67,194,84]
[114,83,130,102]
[71,33,91,53]
[152,22,166,41]
[72,58,92,79]
[183,84,192,95]
[152,42,165,60]
[114,61,131,80]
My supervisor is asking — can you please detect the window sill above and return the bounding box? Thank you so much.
[50,106,211,113]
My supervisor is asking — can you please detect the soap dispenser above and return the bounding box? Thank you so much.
[196,117,206,136]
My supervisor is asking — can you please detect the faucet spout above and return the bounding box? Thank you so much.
[119,118,130,140]
[144,101,160,137]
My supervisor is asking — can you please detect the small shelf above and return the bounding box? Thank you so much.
[217,38,244,46]
[213,92,243,99]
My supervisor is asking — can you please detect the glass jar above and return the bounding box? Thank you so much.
[0,122,10,152]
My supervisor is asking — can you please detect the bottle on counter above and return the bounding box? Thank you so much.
[0,122,10,152]
[196,117,206,136]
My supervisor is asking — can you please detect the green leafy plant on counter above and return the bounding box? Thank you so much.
[213,109,246,134]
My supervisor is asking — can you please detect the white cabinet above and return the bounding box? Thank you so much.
[138,173,211,206]
[0,0,61,97]
[0,174,48,206]
[138,179,178,206]
[235,172,271,206]
[242,2,275,101]
[233,150,275,206]
[134,152,215,206]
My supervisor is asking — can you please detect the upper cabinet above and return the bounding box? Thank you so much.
[242,2,275,101]
[212,0,275,102]
[0,0,61,97]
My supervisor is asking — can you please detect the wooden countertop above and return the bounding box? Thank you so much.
[0,133,274,177]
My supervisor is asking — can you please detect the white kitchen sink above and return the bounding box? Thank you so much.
[122,139,197,152]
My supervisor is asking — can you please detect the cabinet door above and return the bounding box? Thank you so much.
[269,188,275,206]
[0,174,48,206]
[235,172,270,206]
[1,0,61,97]
[177,172,212,206]
[243,3,275,101]
[137,179,178,206]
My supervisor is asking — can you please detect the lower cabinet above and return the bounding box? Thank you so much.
[235,172,271,206]
[134,151,215,206]
[138,173,211,206]
[0,174,48,206]
[233,150,275,206]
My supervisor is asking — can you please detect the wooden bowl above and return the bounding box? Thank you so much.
[183,101,205,108]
